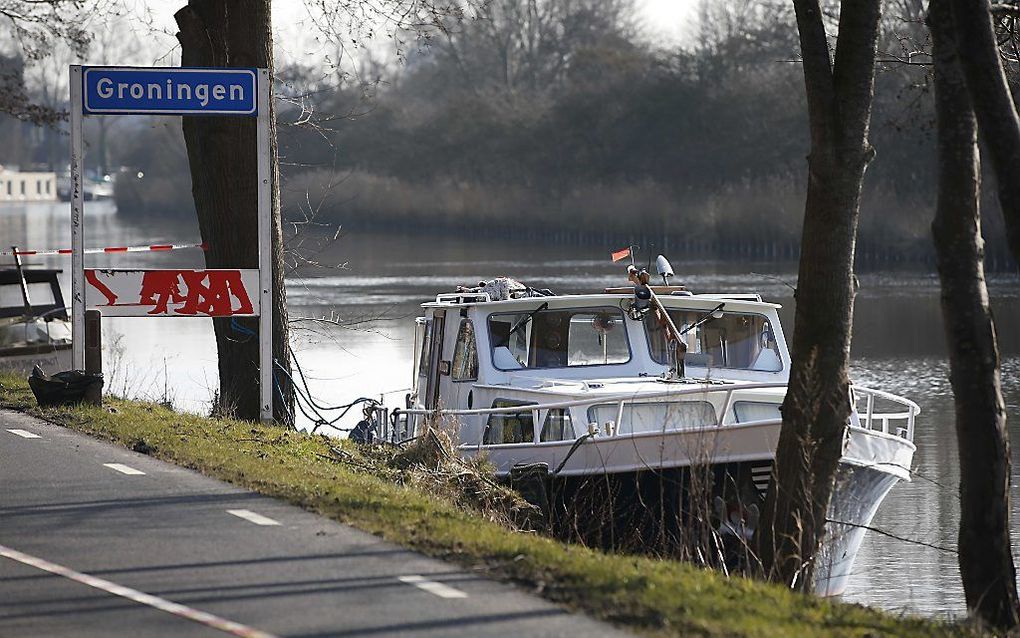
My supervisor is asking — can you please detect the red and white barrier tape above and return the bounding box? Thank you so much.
[0,242,207,257]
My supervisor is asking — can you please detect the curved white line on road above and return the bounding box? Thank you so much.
[0,543,277,638]
[398,574,468,599]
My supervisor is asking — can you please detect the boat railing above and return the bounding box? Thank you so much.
[851,385,920,442]
[385,381,919,445]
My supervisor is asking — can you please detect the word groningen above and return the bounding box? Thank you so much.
[95,77,244,108]
[85,269,260,318]
[82,67,257,115]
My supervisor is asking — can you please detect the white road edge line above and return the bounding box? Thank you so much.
[102,463,146,475]
[226,509,280,526]
[6,429,41,439]
[0,543,277,638]
[398,574,468,599]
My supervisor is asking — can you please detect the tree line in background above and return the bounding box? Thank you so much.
[5,0,1011,268]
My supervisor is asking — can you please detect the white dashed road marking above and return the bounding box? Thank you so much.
[398,574,468,599]
[0,543,277,638]
[226,509,280,526]
[102,463,146,475]
[6,429,40,439]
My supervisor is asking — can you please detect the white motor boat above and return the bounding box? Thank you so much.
[386,260,918,596]
[0,266,72,375]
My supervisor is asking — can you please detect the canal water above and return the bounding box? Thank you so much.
[3,200,1019,619]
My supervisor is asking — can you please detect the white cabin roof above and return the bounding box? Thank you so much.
[422,292,782,313]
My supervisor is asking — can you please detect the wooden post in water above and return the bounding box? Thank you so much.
[84,309,102,406]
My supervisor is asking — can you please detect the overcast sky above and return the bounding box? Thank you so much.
[107,0,699,68]
[272,0,699,46]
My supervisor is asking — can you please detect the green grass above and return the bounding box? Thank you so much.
[0,373,974,637]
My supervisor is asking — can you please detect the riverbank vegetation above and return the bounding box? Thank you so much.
[102,1,1016,269]
[0,372,981,637]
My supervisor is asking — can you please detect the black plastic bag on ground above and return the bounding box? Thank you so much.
[28,366,103,407]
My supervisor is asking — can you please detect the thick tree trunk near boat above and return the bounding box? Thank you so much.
[174,0,294,423]
[929,0,1020,629]
[756,0,880,590]
[950,0,1020,265]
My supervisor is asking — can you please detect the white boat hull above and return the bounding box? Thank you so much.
[460,421,914,596]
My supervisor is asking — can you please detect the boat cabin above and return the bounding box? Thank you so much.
[409,284,790,446]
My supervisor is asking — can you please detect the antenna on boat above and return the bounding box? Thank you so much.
[11,246,33,318]
[655,255,674,287]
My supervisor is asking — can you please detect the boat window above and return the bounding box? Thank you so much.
[487,306,630,370]
[586,401,717,434]
[417,319,432,379]
[484,400,536,444]
[0,282,57,308]
[644,310,782,371]
[451,319,478,381]
[733,401,782,423]
[541,408,575,442]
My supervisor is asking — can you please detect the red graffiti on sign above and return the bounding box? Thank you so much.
[86,269,256,317]
[138,270,254,316]
[85,270,119,305]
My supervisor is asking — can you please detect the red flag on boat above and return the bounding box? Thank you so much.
[611,247,631,262]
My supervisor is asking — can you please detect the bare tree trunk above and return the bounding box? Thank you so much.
[929,0,1020,629]
[757,0,881,590]
[175,0,294,423]
[951,0,1020,264]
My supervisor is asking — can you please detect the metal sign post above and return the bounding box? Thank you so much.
[256,69,273,422]
[70,65,275,422]
[69,67,84,372]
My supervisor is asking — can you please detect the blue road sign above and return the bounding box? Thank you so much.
[82,67,257,116]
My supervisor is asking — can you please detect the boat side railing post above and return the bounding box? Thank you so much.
[375,406,389,442]
[865,392,875,432]
[719,388,735,425]
[614,400,625,436]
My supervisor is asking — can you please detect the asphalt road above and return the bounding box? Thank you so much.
[0,409,629,638]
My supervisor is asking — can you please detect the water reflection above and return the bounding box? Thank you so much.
[3,201,1020,618]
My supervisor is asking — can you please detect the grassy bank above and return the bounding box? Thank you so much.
[0,373,973,637]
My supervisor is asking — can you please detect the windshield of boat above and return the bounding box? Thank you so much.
[644,309,783,372]
[488,306,630,370]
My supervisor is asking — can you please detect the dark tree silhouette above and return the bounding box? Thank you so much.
[757,0,882,590]
[175,0,293,422]
[950,0,1020,265]
[928,0,1020,629]
[0,0,96,125]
